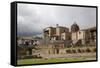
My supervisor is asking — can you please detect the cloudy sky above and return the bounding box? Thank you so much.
[17,3,96,36]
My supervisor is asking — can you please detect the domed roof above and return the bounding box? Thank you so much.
[71,22,80,32]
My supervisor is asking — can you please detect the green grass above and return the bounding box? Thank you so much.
[17,57,96,65]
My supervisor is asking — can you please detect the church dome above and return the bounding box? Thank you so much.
[71,22,80,32]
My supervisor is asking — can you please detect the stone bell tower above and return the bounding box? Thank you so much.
[71,22,80,43]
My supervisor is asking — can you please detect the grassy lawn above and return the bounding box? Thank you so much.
[17,57,96,65]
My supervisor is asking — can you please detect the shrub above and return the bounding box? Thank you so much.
[66,49,72,53]
[86,48,91,53]
[72,49,76,53]
[77,49,82,53]
[93,48,96,52]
